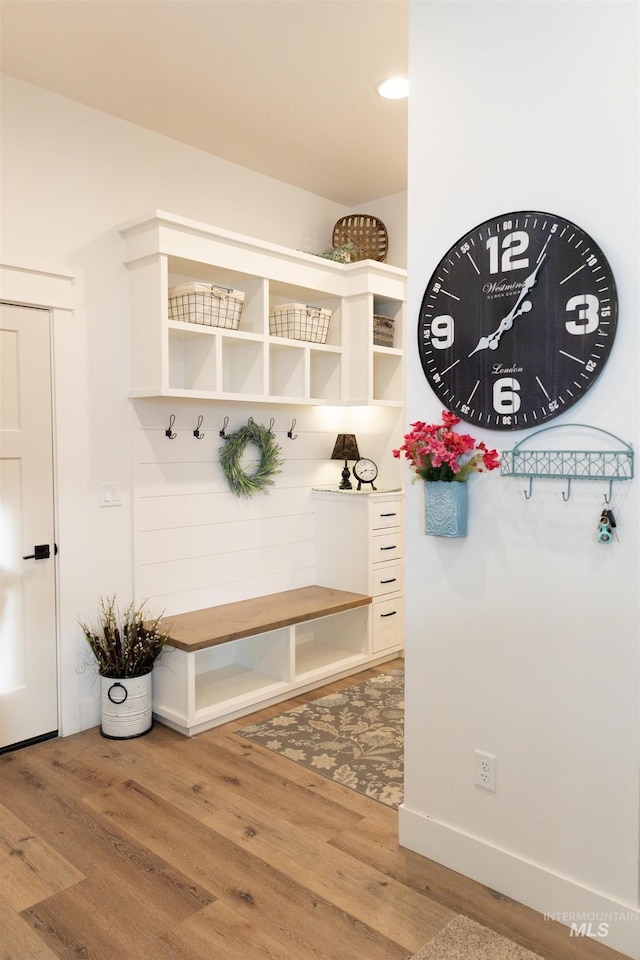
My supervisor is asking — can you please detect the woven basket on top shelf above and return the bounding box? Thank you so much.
[332,215,388,262]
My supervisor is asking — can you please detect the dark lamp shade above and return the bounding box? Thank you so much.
[331,434,360,462]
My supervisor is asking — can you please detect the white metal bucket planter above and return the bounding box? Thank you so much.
[100,672,153,739]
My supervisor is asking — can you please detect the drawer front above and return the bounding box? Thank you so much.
[372,499,403,530]
[372,596,403,653]
[371,562,403,597]
[372,531,402,563]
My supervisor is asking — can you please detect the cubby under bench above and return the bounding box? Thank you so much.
[152,584,400,736]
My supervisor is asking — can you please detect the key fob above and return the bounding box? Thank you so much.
[598,522,613,544]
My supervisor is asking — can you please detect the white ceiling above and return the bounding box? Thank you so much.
[0,0,408,206]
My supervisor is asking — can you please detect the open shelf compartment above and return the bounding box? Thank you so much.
[168,324,218,392]
[310,348,342,403]
[294,606,370,681]
[168,257,267,335]
[268,341,307,399]
[373,294,404,351]
[372,351,403,404]
[221,335,265,395]
[194,628,291,713]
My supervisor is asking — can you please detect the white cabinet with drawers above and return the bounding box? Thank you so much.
[313,489,404,656]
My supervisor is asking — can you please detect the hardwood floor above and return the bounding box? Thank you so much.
[0,660,627,960]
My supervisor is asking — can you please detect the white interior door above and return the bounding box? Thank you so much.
[0,303,57,750]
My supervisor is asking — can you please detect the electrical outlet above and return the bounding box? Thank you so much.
[474,750,497,792]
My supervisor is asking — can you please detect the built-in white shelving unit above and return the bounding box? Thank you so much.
[120,211,406,406]
[121,213,407,732]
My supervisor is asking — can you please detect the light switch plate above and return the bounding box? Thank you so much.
[99,482,122,507]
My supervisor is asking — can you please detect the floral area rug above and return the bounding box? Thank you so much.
[236,668,404,808]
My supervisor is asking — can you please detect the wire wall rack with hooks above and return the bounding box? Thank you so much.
[500,424,634,501]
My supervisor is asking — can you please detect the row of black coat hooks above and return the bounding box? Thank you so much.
[164,414,298,440]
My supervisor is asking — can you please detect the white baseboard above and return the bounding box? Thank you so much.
[399,804,639,960]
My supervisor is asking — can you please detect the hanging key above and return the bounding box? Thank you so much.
[605,509,619,540]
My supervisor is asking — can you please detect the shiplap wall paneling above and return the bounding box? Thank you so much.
[133,400,378,616]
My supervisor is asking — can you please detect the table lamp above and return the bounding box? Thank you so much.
[331,433,360,490]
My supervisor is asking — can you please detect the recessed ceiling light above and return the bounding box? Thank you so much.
[376,77,409,100]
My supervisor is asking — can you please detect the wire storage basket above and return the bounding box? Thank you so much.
[373,315,395,347]
[269,303,332,343]
[168,282,245,328]
[332,215,388,262]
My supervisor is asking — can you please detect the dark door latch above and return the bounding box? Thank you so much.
[22,544,51,560]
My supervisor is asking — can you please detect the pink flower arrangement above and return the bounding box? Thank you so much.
[393,410,500,482]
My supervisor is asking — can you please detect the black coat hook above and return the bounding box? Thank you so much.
[219,416,229,438]
[268,418,275,436]
[193,415,204,439]
[287,419,298,440]
[165,414,177,439]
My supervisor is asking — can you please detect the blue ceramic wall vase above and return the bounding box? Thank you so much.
[424,480,468,537]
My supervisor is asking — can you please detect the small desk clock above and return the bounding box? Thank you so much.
[353,458,378,490]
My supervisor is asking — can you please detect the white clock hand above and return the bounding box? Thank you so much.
[488,298,533,345]
[469,299,533,354]
[468,254,547,356]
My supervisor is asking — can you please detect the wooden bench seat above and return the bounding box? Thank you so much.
[152,585,387,736]
[158,585,372,652]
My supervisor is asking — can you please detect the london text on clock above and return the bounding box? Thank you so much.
[418,211,618,431]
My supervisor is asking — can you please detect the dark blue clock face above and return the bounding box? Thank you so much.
[418,211,618,431]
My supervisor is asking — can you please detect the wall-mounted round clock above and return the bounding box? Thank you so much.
[418,211,618,431]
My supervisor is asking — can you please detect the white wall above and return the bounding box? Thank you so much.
[132,397,402,617]
[401,3,640,957]
[0,75,406,735]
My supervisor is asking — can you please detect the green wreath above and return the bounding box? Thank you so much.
[220,421,283,497]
